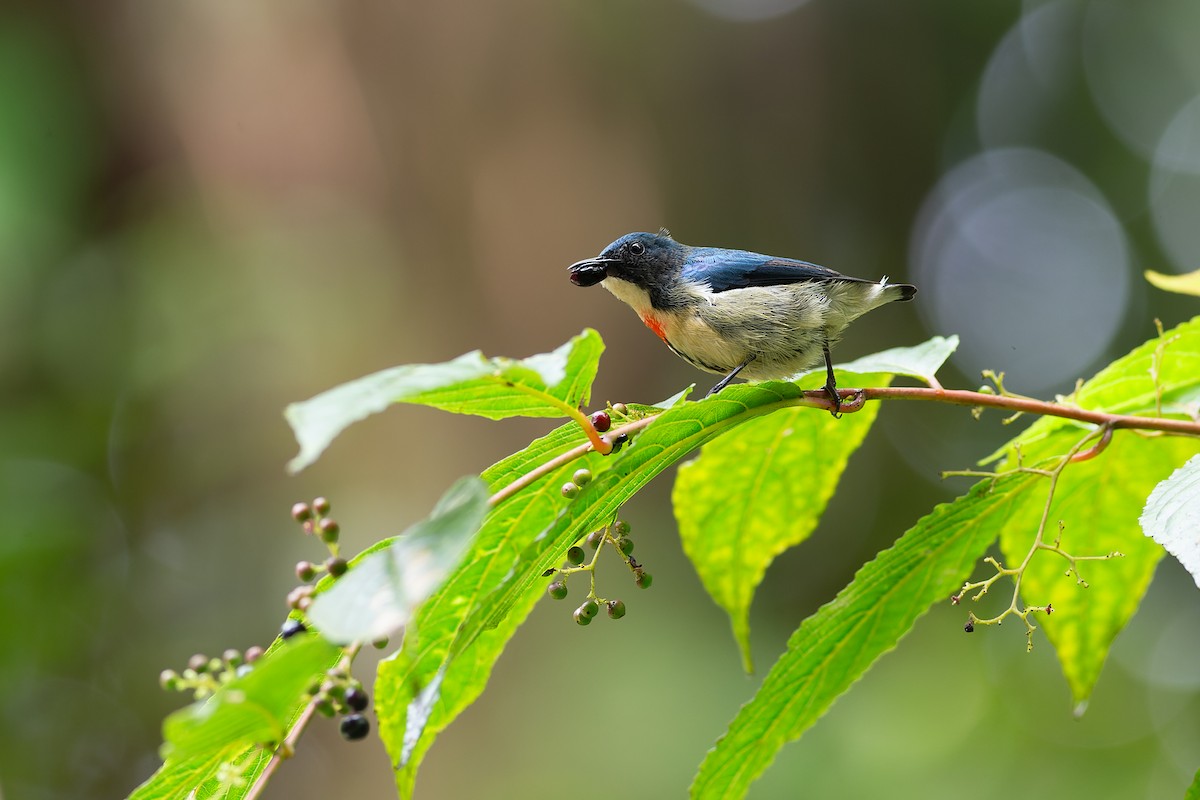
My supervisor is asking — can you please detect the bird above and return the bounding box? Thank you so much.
[568,230,916,412]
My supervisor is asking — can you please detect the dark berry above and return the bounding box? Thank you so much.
[312,497,331,515]
[547,581,568,600]
[590,411,611,432]
[318,518,340,544]
[566,546,585,565]
[635,571,653,589]
[579,599,599,619]
[295,561,317,582]
[608,433,629,454]
[573,608,593,626]
[325,556,348,577]
[244,646,265,663]
[345,687,369,712]
[964,621,975,633]
[613,520,631,537]
[292,502,313,522]
[561,482,580,499]
[607,600,626,620]
[340,714,370,741]
[281,619,307,640]
[616,537,634,556]
[586,529,605,548]
[573,468,593,486]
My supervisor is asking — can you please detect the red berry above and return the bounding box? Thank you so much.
[590,411,611,432]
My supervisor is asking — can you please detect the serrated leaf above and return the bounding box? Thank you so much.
[832,334,959,385]
[128,638,340,799]
[285,328,604,472]
[691,472,1038,799]
[374,420,603,797]
[1146,268,1200,297]
[161,636,341,761]
[307,477,488,644]
[674,370,887,674]
[1141,454,1200,589]
[1000,432,1200,709]
[994,316,1200,459]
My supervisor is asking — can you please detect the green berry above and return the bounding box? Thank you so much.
[312,497,331,515]
[316,698,337,717]
[590,411,611,432]
[586,529,605,548]
[372,637,389,650]
[295,561,317,582]
[573,468,593,486]
[607,600,626,620]
[318,518,340,544]
[635,571,653,590]
[611,402,628,415]
[548,581,568,600]
[573,608,593,626]
[159,669,180,691]
[616,537,634,556]
[561,481,580,499]
[579,599,599,619]
[566,546,585,565]
[292,502,313,522]
[613,520,631,537]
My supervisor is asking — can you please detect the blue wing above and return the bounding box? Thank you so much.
[682,247,874,293]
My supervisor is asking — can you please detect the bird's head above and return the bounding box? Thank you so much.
[568,231,688,308]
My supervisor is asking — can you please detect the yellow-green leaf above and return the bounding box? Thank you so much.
[1146,268,1200,296]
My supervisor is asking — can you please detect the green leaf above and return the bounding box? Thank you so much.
[994,316,1200,459]
[1146,268,1200,297]
[161,636,341,760]
[307,477,489,644]
[374,420,604,797]
[1141,453,1200,589]
[1186,765,1200,800]
[1000,431,1200,710]
[691,472,1037,799]
[832,334,959,385]
[674,371,887,674]
[285,328,604,472]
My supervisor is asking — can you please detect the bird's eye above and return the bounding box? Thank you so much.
[628,242,646,256]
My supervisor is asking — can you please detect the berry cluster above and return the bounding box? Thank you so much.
[289,497,347,612]
[159,646,266,700]
[307,664,372,742]
[587,404,634,457]
[544,518,652,625]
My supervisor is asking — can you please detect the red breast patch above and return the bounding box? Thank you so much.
[640,313,668,343]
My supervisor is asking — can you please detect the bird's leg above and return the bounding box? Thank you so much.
[822,341,841,418]
[706,356,755,397]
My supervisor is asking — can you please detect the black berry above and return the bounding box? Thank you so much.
[281,619,307,640]
[964,621,975,633]
[345,687,369,712]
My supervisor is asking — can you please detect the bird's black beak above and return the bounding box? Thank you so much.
[568,257,612,287]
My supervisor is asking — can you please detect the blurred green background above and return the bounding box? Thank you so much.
[4,0,1200,798]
